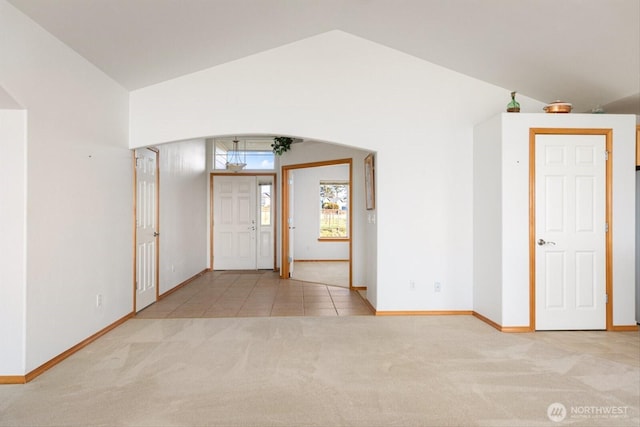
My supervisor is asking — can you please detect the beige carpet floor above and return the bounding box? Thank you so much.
[0,316,638,427]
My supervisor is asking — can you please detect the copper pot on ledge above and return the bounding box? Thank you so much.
[544,101,572,113]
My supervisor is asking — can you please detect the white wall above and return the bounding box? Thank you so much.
[157,139,208,294]
[472,114,503,325]
[292,163,349,260]
[0,0,131,373]
[636,170,640,323]
[0,86,22,109]
[0,109,27,375]
[500,113,636,327]
[129,30,544,311]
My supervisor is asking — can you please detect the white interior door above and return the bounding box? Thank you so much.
[214,175,257,270]
[535,134,607,330]
[135,148,158,312]
[288,172,295,276]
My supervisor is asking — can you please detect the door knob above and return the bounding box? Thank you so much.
[537,238,555,246]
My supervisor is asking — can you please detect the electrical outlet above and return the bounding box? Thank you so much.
[96,294,103,307]
[434,282,441,293]
[409,280,416,290]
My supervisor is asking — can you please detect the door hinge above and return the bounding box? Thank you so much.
[604,150,609,160]
[605,293,608,304]
[605,222,609,233]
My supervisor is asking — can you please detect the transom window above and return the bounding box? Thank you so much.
[212,138,275,170]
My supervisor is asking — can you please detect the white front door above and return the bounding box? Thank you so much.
[213,175,258,270]
[535,134,607,330]
[135,148,158,312]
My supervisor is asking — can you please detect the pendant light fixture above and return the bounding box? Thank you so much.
[226,138,246,171]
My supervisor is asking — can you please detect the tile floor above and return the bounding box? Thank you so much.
[136,270,373,319]
[291,261,349,288]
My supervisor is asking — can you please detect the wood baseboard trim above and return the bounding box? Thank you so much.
[472,311,637,333]
[0,376,27,384]
[356,291,376,313]
[375,310,473,316]
[158,269,208,300]
[351,286,367,291]
[610,325,639,332]
[472,311,501,330]
[500,326,534,333]
[22,312,133,384]
[473,311,533,333]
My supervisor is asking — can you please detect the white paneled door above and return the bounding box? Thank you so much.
[213,176,259,270]
[135,148,158,312]
[535,134,607,330]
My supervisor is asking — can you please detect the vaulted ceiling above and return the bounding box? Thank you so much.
[7,0,640,114]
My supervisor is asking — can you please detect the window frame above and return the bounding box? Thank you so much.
[318,180,349,240]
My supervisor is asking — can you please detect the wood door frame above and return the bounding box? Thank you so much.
[209,172,277,271]
[529,128,612,331]
[132,147,160,313]
[281,158,353,288]
[636,125,640,167]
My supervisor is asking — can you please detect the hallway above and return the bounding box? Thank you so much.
[136,270,373,319]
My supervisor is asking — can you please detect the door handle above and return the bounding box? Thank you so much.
[537,238,555,246]
[248,226,255,230]
[153,231,160,237]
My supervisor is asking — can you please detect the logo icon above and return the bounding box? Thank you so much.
[548,402,567,422]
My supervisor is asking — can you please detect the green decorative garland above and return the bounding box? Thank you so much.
[271,136,293,155]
